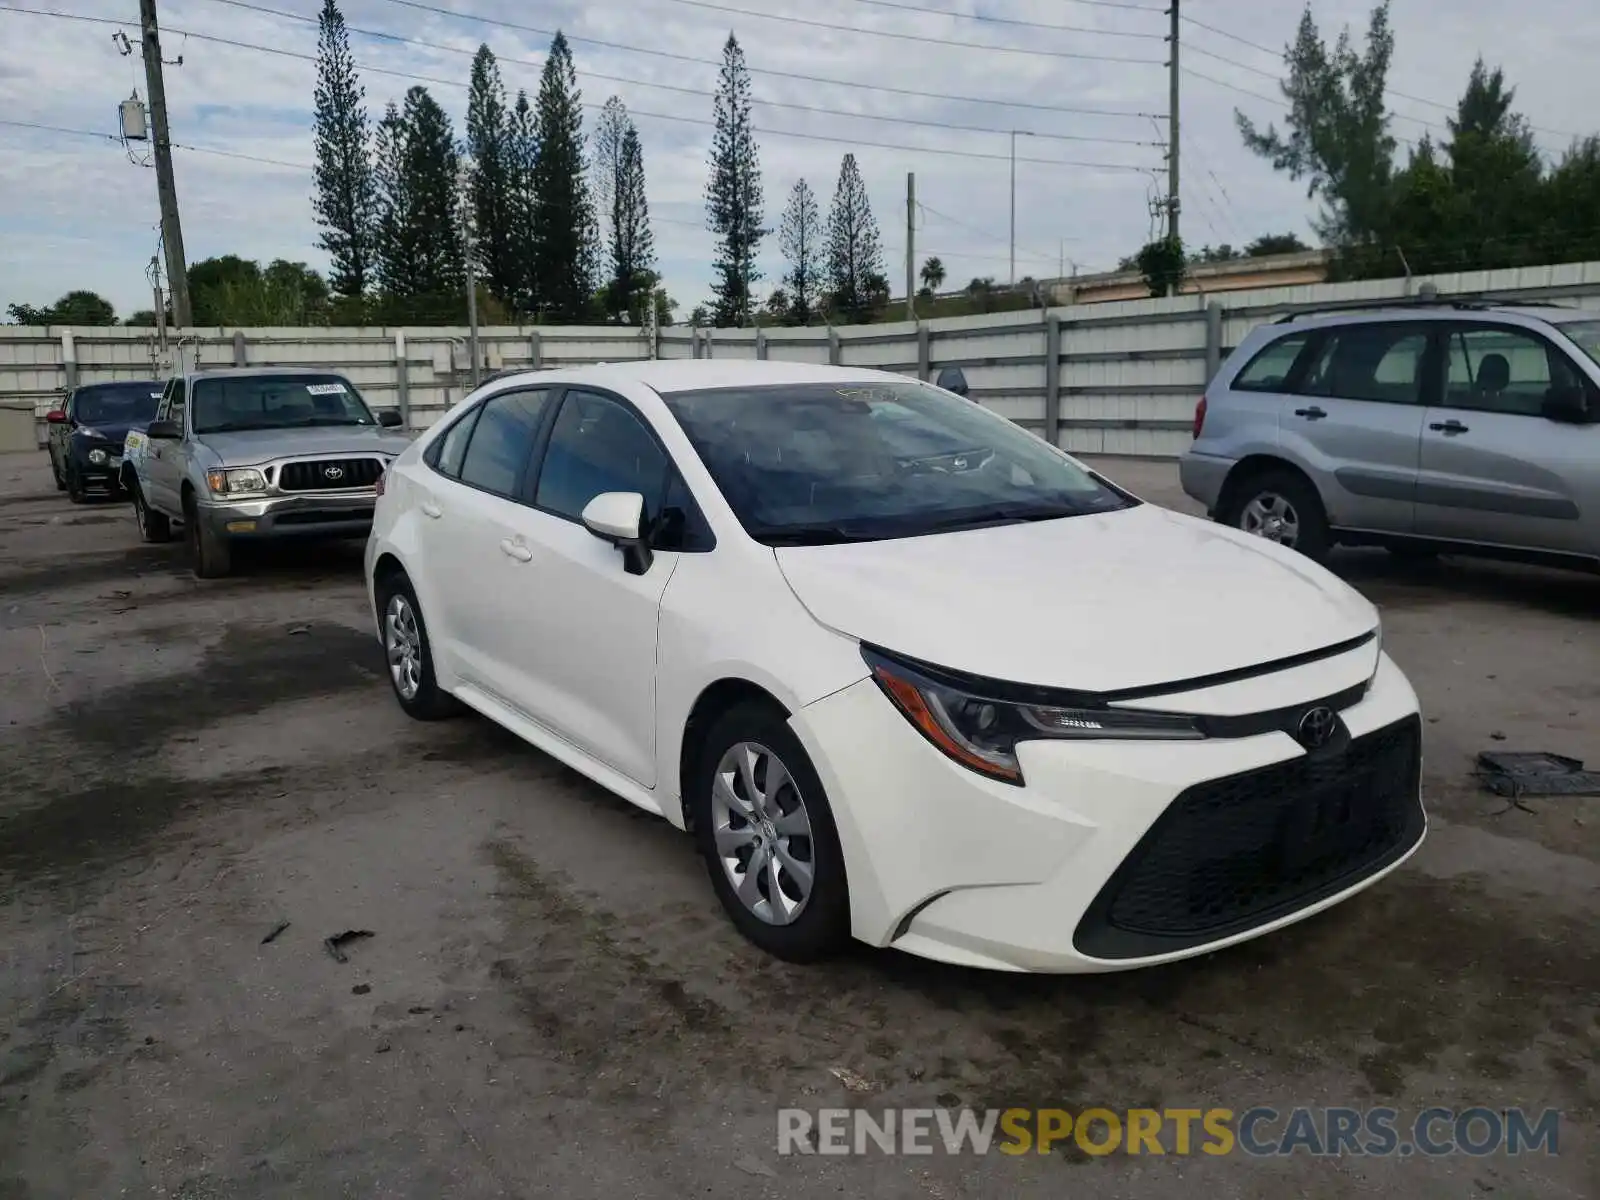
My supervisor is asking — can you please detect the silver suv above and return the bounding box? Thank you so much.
[1180,299,1600,570]
[122,367,411,577]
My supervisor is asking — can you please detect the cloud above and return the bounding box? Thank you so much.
[1,0,1594,318]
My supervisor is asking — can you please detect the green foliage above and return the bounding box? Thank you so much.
[595,98,657,324]
[373,87,465,316]
[530,32,600,323]
[505,90,539,316]
[1244,232,1311,257]
[311,0,375,298]
[5,291,116,326]
[778,178,822,324]
[467,46,520,305]
[706,35,766,326]
[1135,236,1187,297]
[187,257,331,326]
[824,153,885,324]
[919,256,946,292]
[1236,2,1397,249]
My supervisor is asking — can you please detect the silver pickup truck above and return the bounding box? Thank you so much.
[121,367,412,577]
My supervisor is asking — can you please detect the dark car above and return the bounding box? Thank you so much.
[45,380,165,502]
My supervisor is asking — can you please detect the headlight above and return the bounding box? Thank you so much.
[88,448,108,465]
[78,426,106,440]
[863,647,1203,785]
[205,468,268,496]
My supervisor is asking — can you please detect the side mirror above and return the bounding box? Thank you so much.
[1542,386,1593,425]
[581,491,654,575]
[935,366,970,397]
[377,410,403,428]
[45,409,68,424]
[146,419,181,440]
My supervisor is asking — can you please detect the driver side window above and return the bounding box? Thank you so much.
[158,380,187,434]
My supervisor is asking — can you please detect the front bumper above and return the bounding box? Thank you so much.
[195,490,378,539]
[789,650,1425,973]
[70,447,126,486]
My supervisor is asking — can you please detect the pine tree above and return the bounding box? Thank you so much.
[529,32,599,323]
[505,89,539,315]
[824,154,885,323]
[595,97,656,323]
[705,34,765,327]
[467,45,517,305]
[778,178,822,324]
[311,0,375,298]
[372,101,414,299]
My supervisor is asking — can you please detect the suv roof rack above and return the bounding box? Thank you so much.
[1272,292,1576,323]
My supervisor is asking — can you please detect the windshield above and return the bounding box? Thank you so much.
[75,383,162,426]
[1558,319,1600,370]
[190,375,375,434]
[659,380,1135,545]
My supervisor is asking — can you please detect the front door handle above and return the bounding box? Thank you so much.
[1429,419,1469,435]
[421,500,443,519]
[1293,406,1327,421]
[499,537,532,563]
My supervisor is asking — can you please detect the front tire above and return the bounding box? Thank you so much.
[66,463,86,504]
[376,573,461,721]
[1219,467,1332,563]
[51,452,65,491]
[132,482,173,543]
[184,494,232,578]
[690,702,851,963]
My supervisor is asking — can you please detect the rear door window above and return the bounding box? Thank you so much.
[1230,331,1314,392]
[1298,324,1427,405]
[455,388,552,497]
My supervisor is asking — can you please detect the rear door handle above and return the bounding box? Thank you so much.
[1293,406,1327,421]
[1429,419,1469,435]
[421,500,443,519]
[499,537,532,563]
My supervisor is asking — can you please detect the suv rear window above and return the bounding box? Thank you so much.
[1299,324,1426,405]
[1231,331,1312,392]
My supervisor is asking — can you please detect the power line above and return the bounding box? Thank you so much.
[0,116,314,169]
[360,0,1166,120]
[806,0,1165,39]
[646,0,1164,62]
[917,202,1056,265]
[198,0,1163,147]
[0,6,1158,174]
[1179,65,1418,151]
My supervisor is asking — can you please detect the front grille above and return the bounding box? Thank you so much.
[277,458,383,492]
[1074,715,1423,960]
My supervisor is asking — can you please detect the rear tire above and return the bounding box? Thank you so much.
[689,702,851,963]
[1218,467,1332,564]
[184,493,232,578]
[375,572,461,721]
[132,482,173,543]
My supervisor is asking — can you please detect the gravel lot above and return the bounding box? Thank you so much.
[1,449,1596,1199]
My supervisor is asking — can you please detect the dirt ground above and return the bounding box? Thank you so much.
[1,450,1596,1199]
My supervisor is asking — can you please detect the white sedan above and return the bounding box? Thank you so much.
[364,360,1426,973]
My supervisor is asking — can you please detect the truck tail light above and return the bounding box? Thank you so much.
[1192,395,1208,439]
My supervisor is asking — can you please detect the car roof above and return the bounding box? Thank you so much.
[77,378,163,388]
[1272,302,1599,333]
[186,366,353,380]
[487,359,918,394]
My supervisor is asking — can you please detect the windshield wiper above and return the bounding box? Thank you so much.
[755,523,888,546]
[917,504,1087,533]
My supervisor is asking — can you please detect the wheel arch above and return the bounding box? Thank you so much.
[1218,454,1315,514]
[675,677,792,832]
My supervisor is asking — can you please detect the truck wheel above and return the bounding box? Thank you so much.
[132,483,173,543]
[184,494,231,578]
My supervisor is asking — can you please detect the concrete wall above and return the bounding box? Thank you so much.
[5,259,1599,459]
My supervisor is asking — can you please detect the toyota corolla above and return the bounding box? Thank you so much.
[365,361,1426,973]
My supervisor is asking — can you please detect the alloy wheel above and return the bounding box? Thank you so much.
[1240,491,1301,547]
[385,592,423,702]
[710,741,816,925]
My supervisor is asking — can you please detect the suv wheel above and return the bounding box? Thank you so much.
[66,463,86,504]
[689,702,851,963]
[376,573,461,720]
[1221,468,1331,563]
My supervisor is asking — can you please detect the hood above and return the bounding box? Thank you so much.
[774,504,1378,695]
[75,420,149,444]
[196,425,413,466]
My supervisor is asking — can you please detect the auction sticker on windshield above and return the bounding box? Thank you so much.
[306,382,348,395]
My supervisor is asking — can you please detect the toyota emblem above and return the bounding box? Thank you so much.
[1296,706,1338,750]
[323,465,345,481]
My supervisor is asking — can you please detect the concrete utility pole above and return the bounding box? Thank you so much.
[1166,1,1182,257]
[905,171,916,321]
[139,0,191,327]
[459,165,480,388]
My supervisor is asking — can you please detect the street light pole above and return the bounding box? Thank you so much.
[1010,130,1034,287]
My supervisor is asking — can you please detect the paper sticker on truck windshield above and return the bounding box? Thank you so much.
[306,382,347,395]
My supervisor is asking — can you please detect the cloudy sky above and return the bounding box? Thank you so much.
[1,0,1595,320]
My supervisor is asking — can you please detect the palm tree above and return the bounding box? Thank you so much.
[919,256,946,293]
